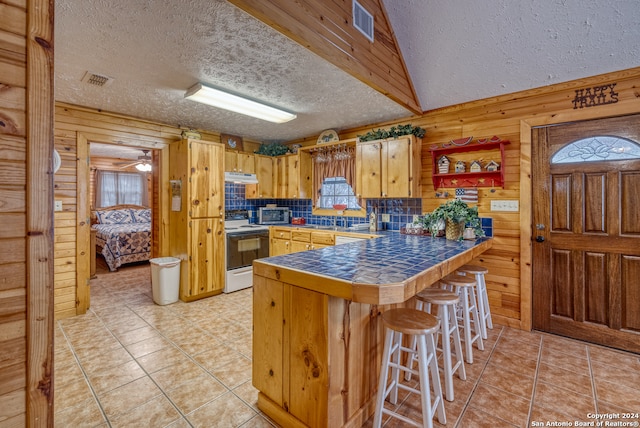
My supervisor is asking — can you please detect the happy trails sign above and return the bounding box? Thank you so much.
[572,83,618,109]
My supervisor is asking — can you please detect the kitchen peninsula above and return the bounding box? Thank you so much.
[252,232,492,428]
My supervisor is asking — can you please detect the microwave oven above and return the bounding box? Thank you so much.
[258,207,290,225]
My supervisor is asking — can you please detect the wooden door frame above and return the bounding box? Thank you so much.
[519,103,640,331]
[75,132,171,314]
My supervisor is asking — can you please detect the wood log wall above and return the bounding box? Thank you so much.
[0,0,54,424]
[53,103,261,320]
[329,66,640,330]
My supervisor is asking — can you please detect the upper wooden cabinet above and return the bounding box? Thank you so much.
[275,152,312,199]
[171,139,224,218]
[246,154,275,199]
[225,150,256,174]
[355,135,421,198]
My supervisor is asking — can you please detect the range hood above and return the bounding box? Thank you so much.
[224,171,259,184]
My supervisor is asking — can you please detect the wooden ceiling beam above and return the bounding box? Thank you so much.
[228,0,423,115]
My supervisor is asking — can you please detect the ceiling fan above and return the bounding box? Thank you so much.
[113,149,152,171]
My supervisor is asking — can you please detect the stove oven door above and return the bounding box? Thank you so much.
[226,230,270,271]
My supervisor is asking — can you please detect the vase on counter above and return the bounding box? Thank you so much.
[463,227,476,240]
[445,219,465,240]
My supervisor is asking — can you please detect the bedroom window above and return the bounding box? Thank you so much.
[95,170,149,207]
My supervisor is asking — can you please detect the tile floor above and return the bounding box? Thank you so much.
[55,259,640,427]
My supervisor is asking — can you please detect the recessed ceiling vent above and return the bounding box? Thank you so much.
[353,0,374,42]
[81,71,114,87]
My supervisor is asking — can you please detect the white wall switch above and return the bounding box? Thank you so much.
[381,214,391,222]
[54,200,63,211]
[490,200,519,212]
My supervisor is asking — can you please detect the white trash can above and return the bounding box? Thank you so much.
[149,257,181,305]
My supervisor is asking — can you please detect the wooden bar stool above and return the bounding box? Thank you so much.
[441,274,484,364]
[408,288,466,401]
[373,308,446,428]
[458,264,493,339]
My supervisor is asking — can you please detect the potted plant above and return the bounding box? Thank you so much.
[254,142,291,156]
[413,212,445,237]
[431,199,483,240]
[357,124,426,142]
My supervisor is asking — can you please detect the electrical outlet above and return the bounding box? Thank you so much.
[54,200,63,211]
[490,200,519,212]
[381,214,391,222]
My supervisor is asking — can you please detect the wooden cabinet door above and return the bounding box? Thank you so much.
[187,218,224,298]
[290,241,310,253]
[247,155,274,199]
[356,141,382,198]
[237,152,255,173]
[285,154,300,198]
[190,142,224,218]
[382,138,412,197]
[224,150,237,172]
[270,238,290,256]
[252,275,284,405]
[275,156,287,198]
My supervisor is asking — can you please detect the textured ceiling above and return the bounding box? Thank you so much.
[55,0,640,155]
[385,0,640,110]
[55,0,411,148]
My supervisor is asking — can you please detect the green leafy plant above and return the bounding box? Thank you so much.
[358,124,426,142]
[414,212,444,237]
[430,199,485,239]
[254,142,292,156]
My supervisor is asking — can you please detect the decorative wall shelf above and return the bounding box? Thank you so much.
[430,140,509,188]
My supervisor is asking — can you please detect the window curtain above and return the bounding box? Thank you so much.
[312,146,355,207]
[95,170,149,207]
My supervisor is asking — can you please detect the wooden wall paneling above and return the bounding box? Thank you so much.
[1,0,42,423]
[26,0,55,423]
[326,67,640,331]
[53,105,188,320]
[76,134,90,314]
[54,135,78,319]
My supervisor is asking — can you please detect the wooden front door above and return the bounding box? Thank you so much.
[532,114,640,354]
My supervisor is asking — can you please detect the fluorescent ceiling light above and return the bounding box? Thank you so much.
[135,163,152,172]
[185,83,297,124]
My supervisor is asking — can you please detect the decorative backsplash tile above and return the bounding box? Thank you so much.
[224,183,492,235]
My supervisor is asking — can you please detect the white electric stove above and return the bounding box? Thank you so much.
[224,210,270,293]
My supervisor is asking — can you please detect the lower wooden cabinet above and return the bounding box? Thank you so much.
[184,218,225,300]
[252,268,385,427]
[269,227,371,256]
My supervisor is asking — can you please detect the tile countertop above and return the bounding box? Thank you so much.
[253,232,493,305]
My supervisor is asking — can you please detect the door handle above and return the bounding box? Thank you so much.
[535,236,545,242]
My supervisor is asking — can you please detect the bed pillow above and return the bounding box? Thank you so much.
[130,208,151,223]
[95,209,135,224]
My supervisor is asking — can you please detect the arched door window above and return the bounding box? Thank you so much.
[551,135,640,164]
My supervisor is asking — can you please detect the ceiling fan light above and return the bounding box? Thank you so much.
[135,163,152,172]
[185,83,297,124]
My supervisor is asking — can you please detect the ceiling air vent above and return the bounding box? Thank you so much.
[353,0,374,42]
[81,71,114,87]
